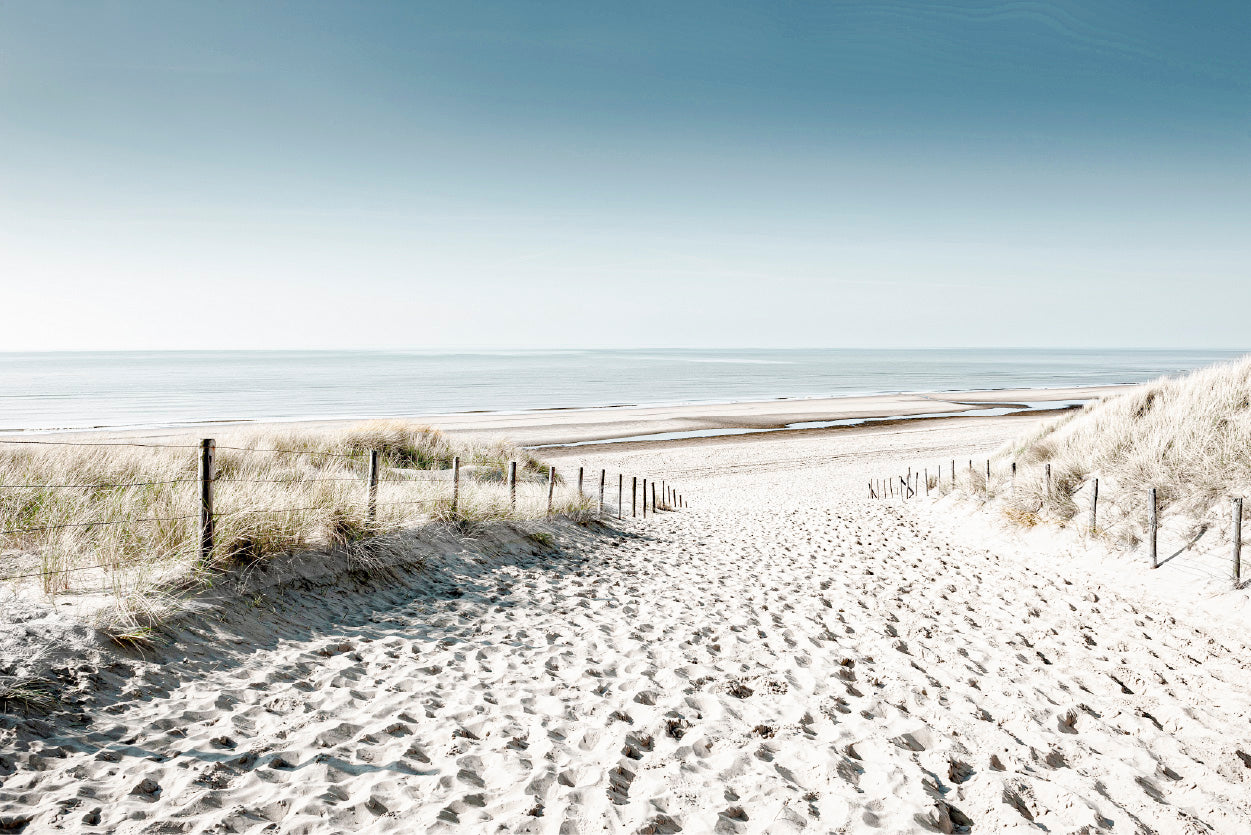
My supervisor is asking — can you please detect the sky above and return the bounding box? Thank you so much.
[0,1,1248,351]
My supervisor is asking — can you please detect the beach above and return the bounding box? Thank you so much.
[5,386,1251,833]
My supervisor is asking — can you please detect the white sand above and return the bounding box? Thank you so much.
[4,411,1251,833]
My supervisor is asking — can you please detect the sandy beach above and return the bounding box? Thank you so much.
[5,391,1251,833]
[28,384,1130,448]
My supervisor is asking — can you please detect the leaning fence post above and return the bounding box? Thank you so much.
[599,469,606,514]
[198,439,215,562]
[1233,497,1243,589]
[1148,487,1158,568]
[547,466,556,515]
[632,476,637,517]
[452,455,460,515]
[508,461,517,511]
[1089,478,1099,535]
[367,449,380,521]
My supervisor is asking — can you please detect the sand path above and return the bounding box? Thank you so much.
[4,417,1251,833]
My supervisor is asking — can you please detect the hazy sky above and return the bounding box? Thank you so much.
[1,1,1247,350]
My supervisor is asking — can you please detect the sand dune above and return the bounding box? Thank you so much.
[3,414,1251,833]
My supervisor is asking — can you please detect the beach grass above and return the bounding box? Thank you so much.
[0,421,589,602]
[949,356,1251,544]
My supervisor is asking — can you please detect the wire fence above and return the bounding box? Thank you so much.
[868,457,1248,590]
[0,437,688,588]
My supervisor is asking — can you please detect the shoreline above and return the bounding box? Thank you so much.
[0,383,1136,447]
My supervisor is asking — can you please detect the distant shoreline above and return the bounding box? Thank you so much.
[1,383,1137,447]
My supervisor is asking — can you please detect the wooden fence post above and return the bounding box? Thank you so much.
[651,481,657,513]
[198,439,215,562]
[951,460,955,485]
[508,461,517,511]
[547,466,556,515]
[1233,497,1243,589]
[578,466,584,496]
[632,476,637,517]
[1089,478,1099,535]
[642,478,647,518]
[1011,461,1016,491]
[367,449,380,521]
[618,474,623,519]
[1045,463,1051,498]
[599,469,606,514]
[1148,487,1158,568]
[452,455,460,515]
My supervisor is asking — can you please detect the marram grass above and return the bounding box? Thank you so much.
[946,356,1251,545]
[0,421,588,599]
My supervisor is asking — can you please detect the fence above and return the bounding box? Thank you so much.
[0,437,687,589]
[867,457,1248,590]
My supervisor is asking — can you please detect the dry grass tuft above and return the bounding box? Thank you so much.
[0,422,587,607]
[960,356,1251,542]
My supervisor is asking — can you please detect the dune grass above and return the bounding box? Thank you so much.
[0,421,590,604]
[947,356,1251,544]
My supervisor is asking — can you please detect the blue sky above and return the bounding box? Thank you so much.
[1,1,1247,350]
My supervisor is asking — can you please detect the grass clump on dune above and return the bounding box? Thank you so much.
[953,356,1251,544]
[0,421,588,601]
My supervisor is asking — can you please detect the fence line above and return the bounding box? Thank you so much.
[868,456,1248,590]
[1,439,687,586]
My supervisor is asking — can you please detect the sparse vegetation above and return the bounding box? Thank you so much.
[0,678,54,713]
[951,356,1251,544]
[0,421,587,602]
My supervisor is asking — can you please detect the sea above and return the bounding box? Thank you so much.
[0,349,1244,434]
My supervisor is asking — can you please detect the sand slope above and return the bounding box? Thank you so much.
[3,416,1251,833]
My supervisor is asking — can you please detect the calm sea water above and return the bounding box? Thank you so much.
[0,349,1243,433]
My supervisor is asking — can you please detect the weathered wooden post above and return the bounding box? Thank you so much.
[1011,462,1016,492]
[632,476,637,517]
[508,461,517,511]
[577,466,584,496]
[452,455,460,515]
[651,481,657,513]
[367,449,380,521]
[1233,497,1243,588]
[642,478,647,518]
[547,466,556,515]
[1045,463,1051,498]
[1089,478,1099,535]
[198,439,215,562]
[951,460,955,485]
[1148,487,1158,568]
[925,468,930,496]
[618,474,623,519]
[599,469,606,514]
